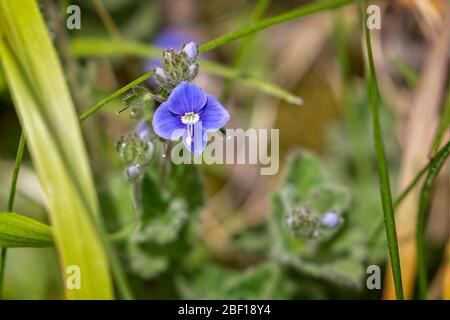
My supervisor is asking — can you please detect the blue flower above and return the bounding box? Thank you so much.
[152,82,230,155]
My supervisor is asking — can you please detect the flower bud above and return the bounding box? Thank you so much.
[183,42,198,61]
[321,212,340,229]
[127,164,141,180]
[136,121,151,141]
[155,67,167,81]
[188,63,198,78]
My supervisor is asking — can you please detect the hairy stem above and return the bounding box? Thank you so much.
[79,71,155,122]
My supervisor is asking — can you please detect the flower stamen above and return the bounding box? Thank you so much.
[181,112,199,125]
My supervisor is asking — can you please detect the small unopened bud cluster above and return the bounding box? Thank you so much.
[154,42,199,96]
[286,207,343,239]
[117,121,154,181]
[116,85,158,181]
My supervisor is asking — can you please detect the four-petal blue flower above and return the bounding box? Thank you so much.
[152,82,230,154]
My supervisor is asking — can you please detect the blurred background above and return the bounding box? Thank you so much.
[0,0,448,299]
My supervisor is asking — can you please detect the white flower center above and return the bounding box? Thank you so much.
[181,112,199,125]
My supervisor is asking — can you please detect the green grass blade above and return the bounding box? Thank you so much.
[0,212,53,248]
[0,0,112,299]
[429,85,450,157]
[6,133,25,212]
[0,132,25,298]
[363,1,403,299]
[71,38,302,106]
[390,58,419,88]
[417,140,450,299]
[199,0,357,52]
[368,144,447,245]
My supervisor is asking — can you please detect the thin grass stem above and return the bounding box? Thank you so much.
[199,0,358,53]
[417,140,450,299]
[363,1,403,300]
[0,132,26,299]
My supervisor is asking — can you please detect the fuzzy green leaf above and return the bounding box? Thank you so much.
[177,263,290,299]
[270,151,364,287]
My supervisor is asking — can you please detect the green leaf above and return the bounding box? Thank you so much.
[0,0,112,299]
[127,165,204,279]
[169,164,204,211]
[135,175,188,245]
[0,212,53,248]
[128,243,169,280]
[270,151,364,287]
[177,263,290,299]
[284,151,325,201]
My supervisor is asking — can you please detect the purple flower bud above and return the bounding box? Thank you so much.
[136,121,151,141]
[183,42,198,61]
[321,212,340,229]
[155,67,167,81]
[126,165,141,179]
[286,217,294,227]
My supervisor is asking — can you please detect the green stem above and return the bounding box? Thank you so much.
[202,60,302,105]
[71,38,302,106]
[221,0,271,102]
[363,1,403,299]
[0,132,26,299]
[394,161,431,208]
[417,140,450,299]
[429,84,450,157]
[199,0,357,52]
[79,70,155,122]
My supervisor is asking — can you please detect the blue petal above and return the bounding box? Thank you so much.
[183,122,208,155]
[199,95,230,131]
[167,82,207,115]
[152,102,185,140]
